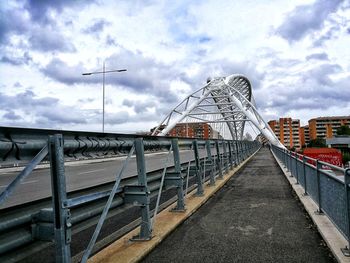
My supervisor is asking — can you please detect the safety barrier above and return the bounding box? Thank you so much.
[0,126,181,167]
[0,127,260,262]
[271,145,350,257]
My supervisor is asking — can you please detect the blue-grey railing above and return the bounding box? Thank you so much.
[0,126,181,168]
[0,127,260,263]
[271,145,350,257]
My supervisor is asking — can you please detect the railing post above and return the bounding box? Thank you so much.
[295,153,299,184]
[171,138,185,211]
[222,141,228,172]
[228,141,233,170]
[235,140,239,165]
[242,141,246,160]
[242,141,247,160]
[193,140,204,196]
[48,134,71,263]
[315,160,323,215]
[215,141,223,179]
[302,156,308,196]
[220,141,224,170]
[284,150,287,169]
[289,151,293,177]
[246,142,249,157]
[341,168,350,256]
[291,152,295,177]
[237,141,240,162]
[206,140,215,186]
[133,138,152,240]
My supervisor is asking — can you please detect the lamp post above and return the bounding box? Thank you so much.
[82,62,127,133]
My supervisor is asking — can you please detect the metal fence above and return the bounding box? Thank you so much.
[271,145,350,257]
[0,127,260,263]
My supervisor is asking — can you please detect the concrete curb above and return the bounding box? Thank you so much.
[271,150,350,263]
[89,149,260,263]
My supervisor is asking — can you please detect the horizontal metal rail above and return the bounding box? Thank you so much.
[271,145,350,257]
[0,126,214,167]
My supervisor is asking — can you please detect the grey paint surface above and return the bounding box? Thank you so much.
[143,148,335,263]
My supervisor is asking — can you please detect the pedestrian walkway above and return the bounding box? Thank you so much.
[142,148,336,263]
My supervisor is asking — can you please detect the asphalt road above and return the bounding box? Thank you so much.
[143,148,336,263]
[0,149,211,209]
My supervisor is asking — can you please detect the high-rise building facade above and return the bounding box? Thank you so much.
[300,125,310,147]
[308,116,350,140]
[167,122,221,139]
[268,117,301,149]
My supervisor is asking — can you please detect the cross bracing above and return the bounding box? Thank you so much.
[152,74,284,148]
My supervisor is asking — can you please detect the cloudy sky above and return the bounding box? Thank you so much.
[1,0,350,134]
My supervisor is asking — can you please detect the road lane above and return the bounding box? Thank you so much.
[20,180,38,185]
[0,149,214,209]
[78,169,106,175]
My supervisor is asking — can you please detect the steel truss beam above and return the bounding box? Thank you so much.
[152,74,284,148]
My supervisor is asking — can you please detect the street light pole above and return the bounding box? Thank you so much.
[82,64,127,133]
[102,62,105,133]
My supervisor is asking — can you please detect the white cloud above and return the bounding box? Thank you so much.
[0,0,349,134]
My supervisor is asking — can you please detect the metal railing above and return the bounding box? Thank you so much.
[271,145,350,257]
[0,127,260,263]
[0,126,178,168]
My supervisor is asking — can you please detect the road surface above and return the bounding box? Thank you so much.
[143,148,335,263]
[0,149,213,209]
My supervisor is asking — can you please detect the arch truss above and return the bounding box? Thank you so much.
[152,74,285,148]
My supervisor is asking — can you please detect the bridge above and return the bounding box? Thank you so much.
[0,75,349,263]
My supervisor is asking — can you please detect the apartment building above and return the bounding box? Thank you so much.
[168,122,220,139]
[268,117,301,149]
[309,116,350,140]
[300,125,310,147]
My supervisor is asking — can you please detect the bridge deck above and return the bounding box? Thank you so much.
[143,148,335,263]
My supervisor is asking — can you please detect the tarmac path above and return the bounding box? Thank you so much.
[143,147,335,263]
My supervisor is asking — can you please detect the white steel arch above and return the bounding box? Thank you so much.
[152,74,285,148]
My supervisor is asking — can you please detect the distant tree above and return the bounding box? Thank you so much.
[336,125,350,136]
[307,138,326,148]
[343,152,350,165]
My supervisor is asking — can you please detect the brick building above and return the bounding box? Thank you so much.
[308,116,350,140]
[168,122,220,139]
[268,117,301,149]
[299,125,310,147]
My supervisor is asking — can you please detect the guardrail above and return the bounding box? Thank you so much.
[0,126,198,167]
[0,127,260,263]
[271,145,350,257]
